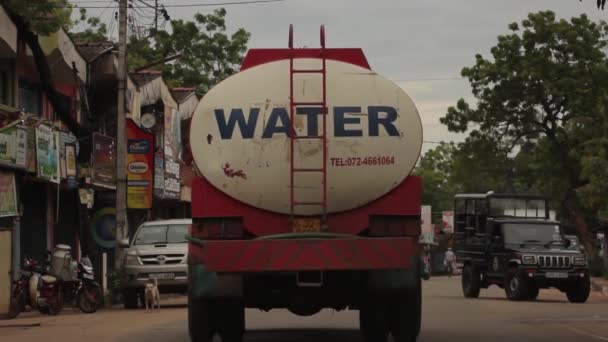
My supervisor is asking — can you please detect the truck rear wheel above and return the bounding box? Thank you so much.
[389,279,422,342]
[188,295,213,342]
[123,289,138,309]
[217,300,245,342]
[462,264,481,298]
[505,269,530,301]
[359,295,389,342]
[566,274,590,303]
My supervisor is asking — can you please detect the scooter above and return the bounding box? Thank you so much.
[7,257,47,318]
[37,249,102,315]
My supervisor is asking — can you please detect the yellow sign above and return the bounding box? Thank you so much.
[292,218,322,233]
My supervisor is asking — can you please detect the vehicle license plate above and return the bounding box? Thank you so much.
[83,273,94,280]
[545,272,568,279]
[293,218,321,233]
[149,273,175,280]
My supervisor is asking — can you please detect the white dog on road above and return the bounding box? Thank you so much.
[144,278,160,312]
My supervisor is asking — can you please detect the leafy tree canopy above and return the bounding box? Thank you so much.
[128,8,251,94]
[441,10,608,256]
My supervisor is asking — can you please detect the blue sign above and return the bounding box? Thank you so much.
[214,106,400,139]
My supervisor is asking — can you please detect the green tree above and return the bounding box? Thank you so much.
[128,8,250,93]
[441,11,608,258]
[70,9,108,43]
[415,142,461,213]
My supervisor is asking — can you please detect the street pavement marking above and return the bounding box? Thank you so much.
[568,327,608,341]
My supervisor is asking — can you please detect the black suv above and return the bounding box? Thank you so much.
[453,193,590,303]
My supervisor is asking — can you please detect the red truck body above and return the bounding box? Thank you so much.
[187,26,422,342]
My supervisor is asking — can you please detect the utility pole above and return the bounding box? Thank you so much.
[154,0,158,32]
[115,0,128,270]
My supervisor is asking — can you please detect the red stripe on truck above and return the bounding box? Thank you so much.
[188,237,419,272]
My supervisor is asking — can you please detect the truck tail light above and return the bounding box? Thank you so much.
[192,218,245,240]
[368,215,421,237]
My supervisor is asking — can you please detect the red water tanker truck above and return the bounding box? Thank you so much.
[186,26,424,342]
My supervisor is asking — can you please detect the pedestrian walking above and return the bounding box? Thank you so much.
[444,248,455,277]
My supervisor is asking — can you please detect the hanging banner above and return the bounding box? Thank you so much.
[154,151,164,198]
[127,119,154,209]
[164,106,181,158]
[0,126,27,169]
[65,143,78,189]
[442,211,454,233]
[163,157,180,200]
[25,126,36,173]
[59,131,78,179]
[91,133,116,188]
[0,171,18,217]
[420,205,434,244]
[36,125,60,183]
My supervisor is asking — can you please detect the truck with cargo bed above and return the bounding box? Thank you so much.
[186,26,424,342]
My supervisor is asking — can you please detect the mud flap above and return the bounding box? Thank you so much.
[367,256,419,291]
[189,265,243,299]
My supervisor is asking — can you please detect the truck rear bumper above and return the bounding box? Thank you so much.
[188,236,419,272]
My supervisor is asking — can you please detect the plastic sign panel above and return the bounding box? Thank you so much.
[0,171,17,217]
[421,205,432,235]
[127,119,154,209]
[0,126,27,169]
[190,59,423,215]
[442,211,454,233]
[36,125,60,183]
[91,133,116,188]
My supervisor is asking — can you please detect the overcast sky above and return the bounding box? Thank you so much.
[85,0,606,153]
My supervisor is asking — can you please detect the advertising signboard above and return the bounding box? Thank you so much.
[127,119,154,209]
[0,126,27,169]
[163,157,180,200]
[0,171,18,217]
[442,211,454,233]
[36,125,60,183]
[91,133,116,188]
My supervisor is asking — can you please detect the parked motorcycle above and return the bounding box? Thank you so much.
[7,257,47,319]
[37,245,103,315]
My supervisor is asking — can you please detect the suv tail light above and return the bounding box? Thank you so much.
[192,218,245,240]
[368,215,421,237]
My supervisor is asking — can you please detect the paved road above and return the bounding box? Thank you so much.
[3,277,608,342]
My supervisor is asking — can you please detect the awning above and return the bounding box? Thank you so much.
[0,6,17,57]
[30,29,87,84]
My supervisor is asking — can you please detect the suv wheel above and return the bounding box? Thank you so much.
[505,269,529,301]
[566,274,590,303]
[462,264,481,298]
[527,284,539,301]
[123,289,138,309]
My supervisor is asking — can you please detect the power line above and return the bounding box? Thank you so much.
[393,77,465,82]
[60,0,286,8]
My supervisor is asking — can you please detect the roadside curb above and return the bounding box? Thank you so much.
[591,279,608,296]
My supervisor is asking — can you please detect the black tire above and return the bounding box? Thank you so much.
[78,284,102,313]
[7,296,22,319]
[389,280,422,342]
[527,284,539,301]
[188,294,213,342]
[461,264,481,298]
[123,288,138,309]
[359,295,390,342]
[217,300,245,342]
[566,274,591,303]
[47,288,64,316]
[504,269,529,301]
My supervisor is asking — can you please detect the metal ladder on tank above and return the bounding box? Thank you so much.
[288,24,328,230]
